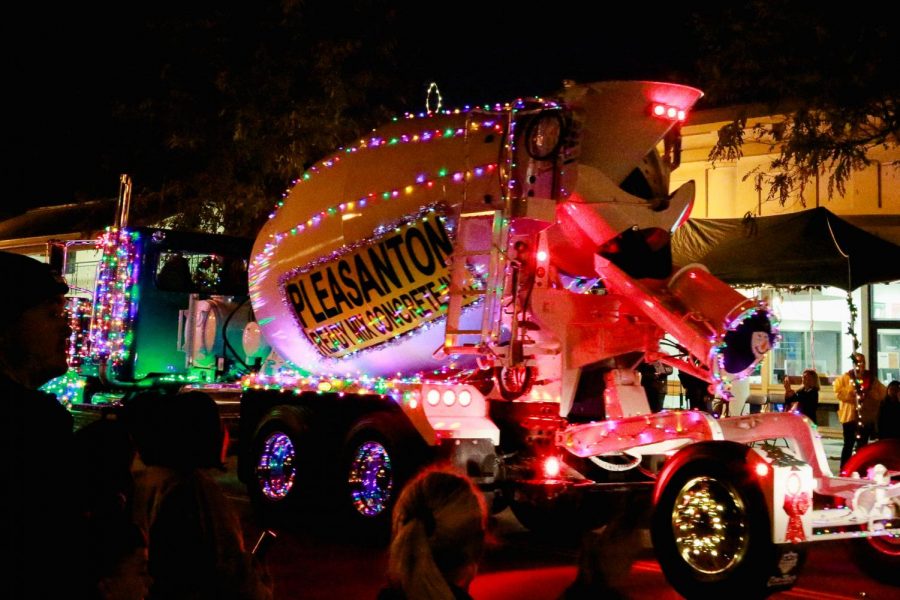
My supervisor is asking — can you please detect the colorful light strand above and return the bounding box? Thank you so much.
[88,228,142,370]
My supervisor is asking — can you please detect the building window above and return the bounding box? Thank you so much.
[872,281,900,320]
[769,286,861,381]
[770,330,840,383]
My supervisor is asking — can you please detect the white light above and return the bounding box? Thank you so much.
[536,250,548,262]
[443,390,456,406]
[458,390,472,407]
[755,463,769,477]
[543,456,561,478]
[666,107,677,119]
[653,104,665,116]
[426,389,440,406]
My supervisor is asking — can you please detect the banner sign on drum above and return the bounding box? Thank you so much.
[282,216,476,358]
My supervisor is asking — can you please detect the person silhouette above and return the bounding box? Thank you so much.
[877,380,900,440]
[128,391,272,599]
[0,251,92,596]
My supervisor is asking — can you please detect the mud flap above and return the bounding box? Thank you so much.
[765,545,806,592]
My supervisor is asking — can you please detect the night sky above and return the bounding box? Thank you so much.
[9,3,711,219]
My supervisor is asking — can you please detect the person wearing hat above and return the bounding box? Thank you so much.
[0,251,89,596]
[0,251,71,387]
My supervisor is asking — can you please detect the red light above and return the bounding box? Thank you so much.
[677,110,686,121]
[543,456,561,478]
[755,463,769,477]
[666,107,677,119]
[653,104,665,116]
[536,250,548,262]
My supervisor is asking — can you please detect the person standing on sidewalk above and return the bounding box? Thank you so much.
[833,353,886,468]
[877,380,900,440]
[784,368,820,424]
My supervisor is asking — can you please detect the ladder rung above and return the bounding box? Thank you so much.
[442,345,485,355]
[459,210,500,218]
[446,329,483,335]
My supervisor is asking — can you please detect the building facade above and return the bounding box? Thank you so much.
[672,108,900,428]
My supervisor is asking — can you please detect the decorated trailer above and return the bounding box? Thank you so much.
[50,81,897,597]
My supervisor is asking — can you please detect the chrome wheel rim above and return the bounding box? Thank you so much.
[671,476,749,575]
[348,441,393,517]
[256,431,296,501]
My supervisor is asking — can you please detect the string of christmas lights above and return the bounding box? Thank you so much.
[267,121,505,219]
[844,292,868,447]
[89,228,142,371]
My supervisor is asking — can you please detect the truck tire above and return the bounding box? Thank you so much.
[340,416,418,539]
[651,442,789,598]
[841,438,900,585]
[248,415,309,524]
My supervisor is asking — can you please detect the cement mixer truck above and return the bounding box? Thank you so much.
[50,81,898,596]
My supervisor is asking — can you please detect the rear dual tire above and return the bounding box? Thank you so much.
[248,411,415,541]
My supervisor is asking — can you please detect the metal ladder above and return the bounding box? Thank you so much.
[443,111,514,357]
[443,208,510,356]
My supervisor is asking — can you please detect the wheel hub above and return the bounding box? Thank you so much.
[671,475,749,574]
[348,441,393,517]
[256,431,296,500]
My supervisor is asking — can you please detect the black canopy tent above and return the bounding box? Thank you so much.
[671,207,900,290]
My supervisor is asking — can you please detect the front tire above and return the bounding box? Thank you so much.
[651,442,795,598]
[841,438,900,585]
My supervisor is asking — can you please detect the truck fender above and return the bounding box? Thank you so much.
[250,403,311,442]
[653,440,767,506]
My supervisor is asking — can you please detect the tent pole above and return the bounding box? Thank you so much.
[809,288,816,372]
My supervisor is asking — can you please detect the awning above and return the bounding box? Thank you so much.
[671,207,900,290]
